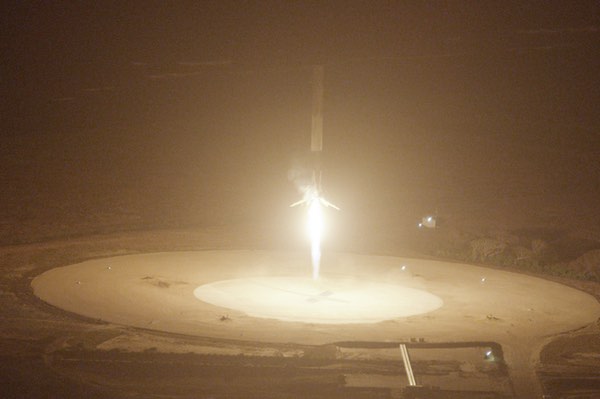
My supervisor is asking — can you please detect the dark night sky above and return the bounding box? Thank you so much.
[1,1,599,242]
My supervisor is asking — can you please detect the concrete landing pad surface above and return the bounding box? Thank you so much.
[32,250,600,346]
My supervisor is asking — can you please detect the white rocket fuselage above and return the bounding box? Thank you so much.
[310,65,324,191]
[290,65,338,211]
[311,65,324,153]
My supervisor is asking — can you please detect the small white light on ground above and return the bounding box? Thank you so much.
[401,265,406,271]
[420,215,436,228]
[481,277,486,283]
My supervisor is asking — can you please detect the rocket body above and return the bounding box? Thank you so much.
[310,65,324,192]
[291,65,338,211]
[310,65,324,153]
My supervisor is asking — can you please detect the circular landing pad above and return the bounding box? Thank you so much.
[31,250,600,345]
[194,276,443,324]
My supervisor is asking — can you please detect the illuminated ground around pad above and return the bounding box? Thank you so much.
[194,276,443,324]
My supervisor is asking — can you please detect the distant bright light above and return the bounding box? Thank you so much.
[307,198,323,280]
[401,265,407,271]
[420,215,436,228]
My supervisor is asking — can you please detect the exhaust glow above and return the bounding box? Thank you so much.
[307,198,323,280]
[291,187,338,280]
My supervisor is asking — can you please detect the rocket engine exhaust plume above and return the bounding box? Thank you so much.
[307,197,323,280]
[291,182,339,280]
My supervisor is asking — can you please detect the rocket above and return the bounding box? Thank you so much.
[309,65,326,194]
[290,65,339,210]
[311,65,324,154]
[309,65,325,195]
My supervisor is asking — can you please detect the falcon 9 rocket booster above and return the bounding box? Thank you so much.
[290,65,339,210]
[311,65,324,153]
[291,65,338,280]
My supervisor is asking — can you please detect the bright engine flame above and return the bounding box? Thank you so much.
[307,198,323,280]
